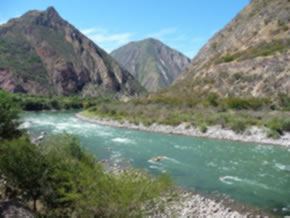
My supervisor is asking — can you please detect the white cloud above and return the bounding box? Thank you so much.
[81,27,134,52]
[147,27,177,39]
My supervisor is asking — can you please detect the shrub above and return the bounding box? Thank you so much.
[206,93,219,107]
[199,124,208,133]
[277,93,290,110]
[50,99,61,110]
[229,119,247,133]
[267,129,281,139]
[0,90,21,139]
[0,134,172,216]
[224,97,270,110]
[0,137,48,211]
[265,118,283,135]
[282,118,290,132]
[222,55,235,63]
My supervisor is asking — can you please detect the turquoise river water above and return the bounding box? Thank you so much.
[21,111,290,215]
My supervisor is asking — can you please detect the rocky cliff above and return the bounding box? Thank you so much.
[0,7,143,97]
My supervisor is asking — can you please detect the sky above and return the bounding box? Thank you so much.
[1,0,250,58]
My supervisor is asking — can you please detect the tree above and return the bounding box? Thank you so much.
[0,90,21,139]
[0,137,48,211]
[0,134,172,216]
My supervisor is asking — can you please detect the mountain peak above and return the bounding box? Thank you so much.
[143,38,160,43]
[111,39,190,92]
[0,8,143,97]
[45,6,59,16]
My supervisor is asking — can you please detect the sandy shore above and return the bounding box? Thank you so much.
[76,113,290,148]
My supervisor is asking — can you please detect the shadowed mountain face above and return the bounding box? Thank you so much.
[111,38,190,92]
[0,7,143,97]
[166,0,290,98]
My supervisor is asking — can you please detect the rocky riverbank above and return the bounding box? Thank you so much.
[146,190,270,218]
[103,163,270,218]
[76,113,290,148]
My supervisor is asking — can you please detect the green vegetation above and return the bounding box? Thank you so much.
[220,54,236,63]
[0,135,172,216]
[215,39,290,64]
[0,91,21,139]
[0,137,48,211]
[10,93,113,111]
[0,90,172,216]
[0,37,49,86]
[199,124,208,133]
[265,117,290,137]
[223,97,270,110]
[83,93,290,137]
[278,93,290,110]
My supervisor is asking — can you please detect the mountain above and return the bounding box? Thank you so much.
[167,0,290,98]
[0,7,143,97]
[111,38,190,92]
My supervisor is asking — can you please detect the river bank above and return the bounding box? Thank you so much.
[76,113,290,148]
[147,190,268,217]
[22,111,286,217]
[103,162,270,218]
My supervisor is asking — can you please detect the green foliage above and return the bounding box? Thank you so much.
[244,39,290,58]
[266,129,281,139]
[38,135,97,211]
[199,124,208,133]
[10,93,112,111]
[0,37,49,86]
[0,134,172,216]
[0,137,48,210]
[0,90,21,139]
[277,93,290,110]
[223,97,270,110]
[215,39,290,64]
[206,93,219,107]
[228,119,247,133]
[281,119,290,132]
[265,118,283,135]
[221,55,235,63]
[84,93,290,137]
[265,117,290,136]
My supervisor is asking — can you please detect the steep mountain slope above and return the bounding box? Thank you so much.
[0,7,143,96]
[111,38,190,92]
[167,0,290,98]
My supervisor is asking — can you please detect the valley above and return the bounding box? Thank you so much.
[0,0,290,217]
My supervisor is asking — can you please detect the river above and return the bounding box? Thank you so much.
[21,111,290,215]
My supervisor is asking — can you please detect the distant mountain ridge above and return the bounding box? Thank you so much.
[0,7,143,97]
[111,38,190,92]
[167,0,290,98]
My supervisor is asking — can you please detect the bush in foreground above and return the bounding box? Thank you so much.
[0,134,172,217]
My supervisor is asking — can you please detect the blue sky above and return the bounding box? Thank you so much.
[1,0,250,58]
